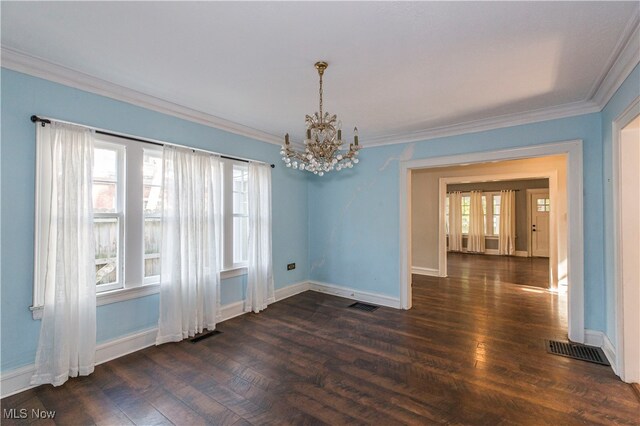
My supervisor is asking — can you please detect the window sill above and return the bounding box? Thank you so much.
[221,266,247,280]
[97,283,160,306]
[31,267,248,319]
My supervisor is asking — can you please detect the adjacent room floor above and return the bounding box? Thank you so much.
[447,252,551,289]
[2,275,638,424]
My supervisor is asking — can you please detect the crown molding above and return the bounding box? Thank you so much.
[592,14,640,109]
[0,46,282,146]
[362,100,600,148]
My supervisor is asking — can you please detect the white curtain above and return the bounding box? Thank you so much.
[156,147,222,344]
[499,190,516,255]
[31,122,96,387]
[448,192,463,252]
[467,191,485,253]
[245,162,274,313]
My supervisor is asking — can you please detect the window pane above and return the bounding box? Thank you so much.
[144,218,161,255]
[144,257,160,278]
[94,218,118,285]
[93,182,116,213]
[94,148,117,181]
[493,216,500,235]
[233,165,248,192]
[233,191,248,215]
[462,217,469,234]
[233,216,248,264]
[144,185,162,214]
[143,151,162,186]
[96,263,117,286]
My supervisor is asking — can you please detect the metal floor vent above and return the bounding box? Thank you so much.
[189,330,222,343]
[348,302,379,312]
[545,340,610,366]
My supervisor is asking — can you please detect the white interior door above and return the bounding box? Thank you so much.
[531,192,550,257]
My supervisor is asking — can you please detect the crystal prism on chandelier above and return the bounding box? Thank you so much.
[281,61,360,176]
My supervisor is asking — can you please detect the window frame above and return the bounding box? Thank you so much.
[142,148,163,285]
[91,134,165,295]
[93,140,126,293]
[222,158,249,272]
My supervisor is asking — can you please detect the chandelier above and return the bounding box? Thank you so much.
[280,61,360,176]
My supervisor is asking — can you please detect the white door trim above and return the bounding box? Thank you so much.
[612,95,640,382]
[399,139,584,343]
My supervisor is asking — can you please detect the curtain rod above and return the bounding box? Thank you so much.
[447,189,521,193]
[30,115,275,168]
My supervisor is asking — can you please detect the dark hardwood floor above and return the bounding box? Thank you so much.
[3,265,638,424]
[448,252,551,289]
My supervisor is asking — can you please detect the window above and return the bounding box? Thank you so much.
[492,194,501,235]
[447,191,501,237]
[90,134,163,294]
[93,144,125,292]
[537,198,550,212]
[223,159,249,270]
[143,150,162,284]
[461,195,471,234]
[35,129,252,310]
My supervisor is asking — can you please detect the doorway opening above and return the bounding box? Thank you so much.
[438,176,553,291]
[399,140,585,342]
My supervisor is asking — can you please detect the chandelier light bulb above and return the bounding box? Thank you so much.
[281,61,361,176]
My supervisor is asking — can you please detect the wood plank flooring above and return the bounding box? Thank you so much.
[3,259,638,424]
[448,252,550,289]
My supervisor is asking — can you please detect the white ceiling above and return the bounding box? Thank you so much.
[2,2,639,146]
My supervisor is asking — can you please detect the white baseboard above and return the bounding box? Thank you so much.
[0,280,310,399]
[481,249,529,257]
[602,334,618,375]
[583,329,604,346]
[451,248,529,257]
[0,365,37,399]
[308,280,401,309]
[584,329,617,374]
[411,266,440,277]
[275,280,310,301]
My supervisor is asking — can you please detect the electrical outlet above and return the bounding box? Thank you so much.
[287,263,296,271]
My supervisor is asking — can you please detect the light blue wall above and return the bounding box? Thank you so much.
[601,63,640,349]
[309,113,606,331]
[1,69,309,371]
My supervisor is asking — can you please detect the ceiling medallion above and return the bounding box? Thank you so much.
[281,61,360,176]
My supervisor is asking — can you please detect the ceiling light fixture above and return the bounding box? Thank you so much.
[281,61,360,176]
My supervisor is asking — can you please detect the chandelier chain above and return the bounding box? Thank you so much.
[319,71,323,120]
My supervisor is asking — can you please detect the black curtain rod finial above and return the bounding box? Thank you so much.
[31,115,50,127]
